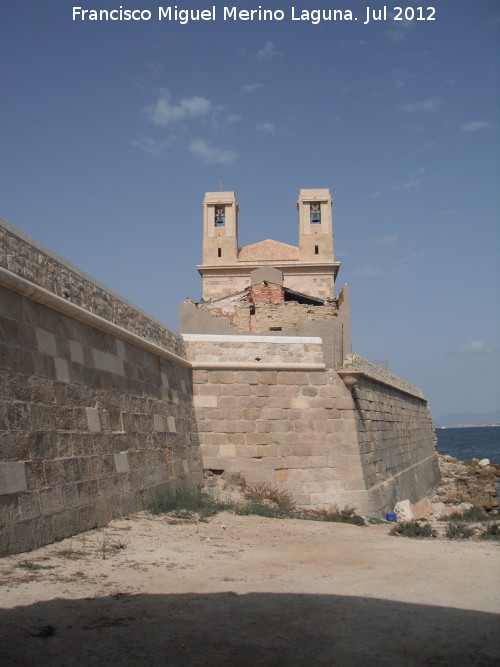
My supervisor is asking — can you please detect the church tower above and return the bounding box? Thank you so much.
[297,189,334,263]
[202,192,239,265]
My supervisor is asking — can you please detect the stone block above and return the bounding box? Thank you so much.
[114,452,130,473]
[308,372,328,385]
[35,327,57,356]
[54,357,70,383]
[289,397,310,410]
[167,416,177,432]
[92,348,125,376]
[69,339,85,365]
[251,384,272,397]
[86,407,101,433]
[221,384,250,396]
[153,414,165,432]
[258,371,277,385]
[192,370,208,384]
[233,371,259,385]
[30,403,55,431]
[193,395,218,408]
[276,468,288,483]
[0,462,27,495]
[303,481,326,493]
[209,371,233,384]
[263,408,286,420]
[277,372,308,385]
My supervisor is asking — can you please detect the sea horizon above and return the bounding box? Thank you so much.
[435,425,500,465]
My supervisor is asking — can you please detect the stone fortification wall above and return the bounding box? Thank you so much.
[0,218,202,557]
[0,215,439,556]
[341,355,439,511]
[0,217,184,356]
[184,335,439,515]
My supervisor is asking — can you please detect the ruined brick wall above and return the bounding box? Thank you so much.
[179,285,350,368]
[0,218,203,557]
[249,282,284,304]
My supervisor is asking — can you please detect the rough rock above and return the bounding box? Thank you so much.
[394,499,413,522]
[428,455,500,513]
[411,498,438,520]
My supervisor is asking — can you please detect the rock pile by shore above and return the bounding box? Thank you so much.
[430,455,500,511]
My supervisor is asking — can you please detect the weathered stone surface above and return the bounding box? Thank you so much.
[394,499,413,522]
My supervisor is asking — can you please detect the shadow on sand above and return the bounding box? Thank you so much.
[0,592,498,666]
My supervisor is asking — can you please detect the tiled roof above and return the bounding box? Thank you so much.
[238,239,299,262]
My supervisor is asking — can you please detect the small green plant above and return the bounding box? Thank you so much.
[98,536,129,559]
[315,506,366,527]
[389,521,436,538]
[146,485,366,526]
[481,522,500,540]
[110,539,128,551]
[146,488,231,519]
[244,483,296,512]
[56,548,87,559]
[445,522,475,540]
[444,506,490,523]
[16,561,55,571]
[235,500,295,519]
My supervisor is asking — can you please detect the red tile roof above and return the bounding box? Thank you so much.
[238,239,299,262]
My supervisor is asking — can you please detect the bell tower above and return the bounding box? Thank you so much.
[297,188,334,262]
[202,192,239,265]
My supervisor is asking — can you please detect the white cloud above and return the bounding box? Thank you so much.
[460,121,490,133]
[398,98,441,113]
[145,91,212,126]
[241,83,263,95]
[456,340,498,356]
[256,41,278,60]
[403,167,426,189]
[255,122,275,133]
[226,114,241,123]
[132,137,172,157]
[188,139,235,165]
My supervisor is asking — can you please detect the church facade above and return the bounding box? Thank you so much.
[198,188,340,301]
[180,188,350,368]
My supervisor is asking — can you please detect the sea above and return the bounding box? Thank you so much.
[435,425,500,465]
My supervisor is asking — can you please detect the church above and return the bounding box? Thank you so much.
[179,189,351,368]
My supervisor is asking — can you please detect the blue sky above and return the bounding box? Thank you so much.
[1,1,499,422]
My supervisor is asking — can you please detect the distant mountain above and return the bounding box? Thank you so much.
[433,409,500,428]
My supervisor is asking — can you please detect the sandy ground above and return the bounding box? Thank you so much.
[0,512,499,666]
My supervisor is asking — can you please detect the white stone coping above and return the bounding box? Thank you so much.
[182,334,323,344]
[0,216,184,342]
[344,353,426,400]
[0,265,190,368]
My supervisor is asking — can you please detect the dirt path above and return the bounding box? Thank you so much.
[1,512,499,666]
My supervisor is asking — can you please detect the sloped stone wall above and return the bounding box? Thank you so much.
[185,336,439,515]
[0,218,202,557]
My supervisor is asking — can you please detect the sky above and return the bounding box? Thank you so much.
[0,1,499,423]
